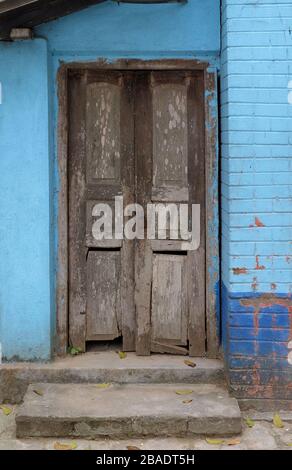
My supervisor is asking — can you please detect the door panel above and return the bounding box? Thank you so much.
[86,81,121,185]
[152,80,188,197]
[151,254,188,346]
[134,71,205,355]
[68,70,135,351]
[86,251,121,341]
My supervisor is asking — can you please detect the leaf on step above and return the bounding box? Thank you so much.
[33,389,44,396]
[245,417,255,428]
[184,360,196,368]
[175,389,194,395]
[226,438,241,446]
[54,441,78,451]
[0,405,12,416]
[273,413,284,428]
[206,438,224,445]
[96,383,111,389]
[182,399,193,404]
[118,351,127,359]
[126,446,141,451]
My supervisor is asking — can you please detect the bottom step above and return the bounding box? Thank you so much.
[16,383,242,438]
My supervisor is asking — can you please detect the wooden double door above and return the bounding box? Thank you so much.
[68,69,206,356]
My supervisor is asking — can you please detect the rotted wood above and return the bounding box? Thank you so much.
[68,72,87,351]
[150,71,191,353]
[58,62,216,358]
[120,73,136,351]
[134,73,153,356]
[187,71,206,357]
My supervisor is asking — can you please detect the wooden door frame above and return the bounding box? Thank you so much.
[56,59,219,358]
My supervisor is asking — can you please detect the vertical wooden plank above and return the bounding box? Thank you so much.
[187,71,206,356]
[68,71,87,351]
[135,72,153,356]
[120,73,136,351]
[56,65,69,356]
[205,69,220,358]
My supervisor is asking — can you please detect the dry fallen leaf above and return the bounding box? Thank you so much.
[0,405,13,416]
[33,389,44,396]
[126,446,141,451]
[54,442,78,451]
[182,399,193,404]
[175,389,194,396]
[273,413,284,428]
[245,417,255,428]
[96,383,111,389]
[206,438,224,445]
[68,347,83,356]
[226,438,241,446]
[184,360,196,368]
[118,351,127,359]
[286,443,292,447]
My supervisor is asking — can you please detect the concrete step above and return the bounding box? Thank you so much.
[16,383,242,438]
[0,352,225,404]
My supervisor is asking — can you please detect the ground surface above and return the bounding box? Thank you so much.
[1,406,292,450]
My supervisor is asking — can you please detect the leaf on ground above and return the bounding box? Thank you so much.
[96,383,111,389]
[182,399,193,404]
[273,413,284,428]
[286,443,292,447]
[206,438,224,445]
[126,446,141,451]
[118,351,127,359]
[54,441,78,451]
[226,438,241,446]
[245,417,255,428]
[33,389,44,396]
[0,405,12,416]
[175,389,193,396]
[68,346,83,356]
[184,360,196,368]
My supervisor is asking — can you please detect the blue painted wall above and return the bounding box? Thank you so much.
[0,39,52,360]
[36,0,220,57]
[221,0,292,400]
[0,1,220,361]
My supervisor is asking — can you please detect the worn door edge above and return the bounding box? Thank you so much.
[205,68,220,358]
[56,59,220,358]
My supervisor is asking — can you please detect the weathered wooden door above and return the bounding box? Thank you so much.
[68,69,205,356]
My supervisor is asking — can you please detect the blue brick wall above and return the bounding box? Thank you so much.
[221,0,292,401]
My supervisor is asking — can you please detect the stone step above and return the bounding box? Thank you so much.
[16,383,242,438]
[0,352,225,404]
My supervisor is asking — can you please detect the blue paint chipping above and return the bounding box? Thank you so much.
[222,283,292,398]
